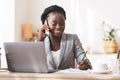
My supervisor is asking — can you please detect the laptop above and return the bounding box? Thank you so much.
[4,42,53,73]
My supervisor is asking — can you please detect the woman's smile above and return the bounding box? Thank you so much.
[54,30,63,35]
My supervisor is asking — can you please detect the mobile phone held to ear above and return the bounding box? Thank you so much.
[46,19,49,26]
[44,20,50,35]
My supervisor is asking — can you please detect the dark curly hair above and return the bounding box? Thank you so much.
[41,5,66,24]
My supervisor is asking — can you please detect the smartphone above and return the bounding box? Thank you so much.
[45,19,50,35]
[46,19,49,26]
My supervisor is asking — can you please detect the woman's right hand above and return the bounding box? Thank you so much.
[38,25,50,41]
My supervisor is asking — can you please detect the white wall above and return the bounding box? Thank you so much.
[15,0,29,41]
[0,0,15,43]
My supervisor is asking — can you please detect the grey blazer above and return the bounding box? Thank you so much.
[44,33,90,70]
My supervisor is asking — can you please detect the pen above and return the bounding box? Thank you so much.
[82,51,87,60]
[117,50,120,59]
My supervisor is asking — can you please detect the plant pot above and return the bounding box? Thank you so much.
[104,40,118,54]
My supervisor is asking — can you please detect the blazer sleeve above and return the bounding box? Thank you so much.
[73,34,85,62]
[74,35,92,69]
[73,34,91,67]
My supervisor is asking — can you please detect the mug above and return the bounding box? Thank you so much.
[92,63,109,72]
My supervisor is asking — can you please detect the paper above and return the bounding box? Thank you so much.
[55,68,89,74]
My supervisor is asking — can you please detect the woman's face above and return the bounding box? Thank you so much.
[47,12,65,37]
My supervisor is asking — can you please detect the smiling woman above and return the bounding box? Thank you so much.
[1,0,120,70]
[38,5,92,71]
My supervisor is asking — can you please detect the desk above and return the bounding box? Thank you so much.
[0,72,120,80]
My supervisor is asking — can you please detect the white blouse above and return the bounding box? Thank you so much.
[51,50,60,66]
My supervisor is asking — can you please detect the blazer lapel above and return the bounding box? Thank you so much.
[57,33,67,68]
[44,36,57,69]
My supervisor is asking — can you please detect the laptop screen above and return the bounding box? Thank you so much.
[4,42,50,73]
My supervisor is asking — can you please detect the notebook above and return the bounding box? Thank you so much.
[4,42,53,73]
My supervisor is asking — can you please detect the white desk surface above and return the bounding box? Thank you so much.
[0,70,120,80]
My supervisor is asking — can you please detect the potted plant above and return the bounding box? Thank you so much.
[102,21,118,54]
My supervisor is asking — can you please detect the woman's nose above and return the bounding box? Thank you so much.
[56,24,61,28]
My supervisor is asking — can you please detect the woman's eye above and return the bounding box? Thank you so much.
[50,21,65,26]
[61,22,65,25]
[51,23,56,26]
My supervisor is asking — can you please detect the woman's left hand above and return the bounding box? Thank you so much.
[77,59,92,70]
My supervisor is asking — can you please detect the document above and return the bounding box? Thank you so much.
[55,68,89,74]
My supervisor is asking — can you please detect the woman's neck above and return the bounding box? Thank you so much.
[49,34,61,42]
[49,34,62,51]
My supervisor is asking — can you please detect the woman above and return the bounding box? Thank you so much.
[38,5,92,71]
